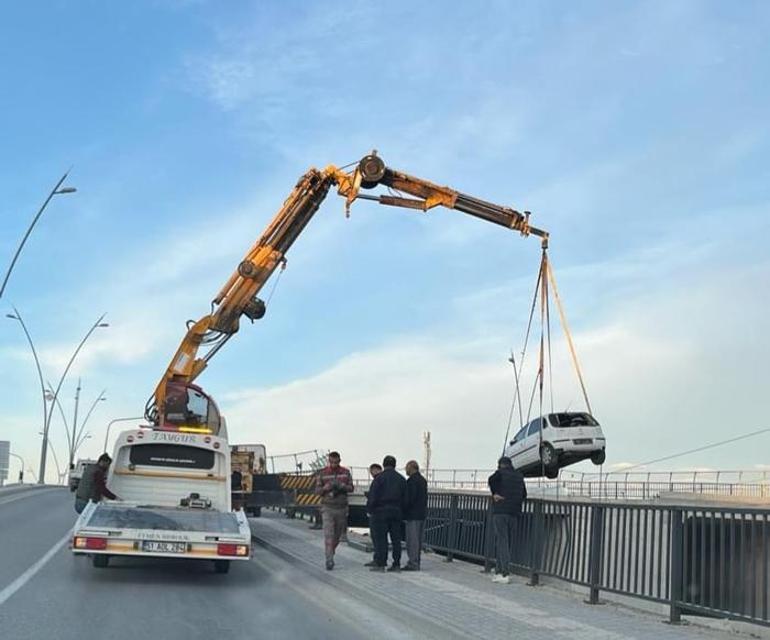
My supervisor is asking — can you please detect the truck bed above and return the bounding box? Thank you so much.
[85,503,242,534]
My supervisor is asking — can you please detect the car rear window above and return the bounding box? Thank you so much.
[548,413,599,428]
[129,444,215,470]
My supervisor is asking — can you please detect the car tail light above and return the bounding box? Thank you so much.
[74,536,108,550]
[217,543,248,556]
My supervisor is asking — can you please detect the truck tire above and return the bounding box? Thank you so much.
[92,555,109,568]
[214,560,231,574]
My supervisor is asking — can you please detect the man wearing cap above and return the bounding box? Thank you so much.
[487,456,527,583]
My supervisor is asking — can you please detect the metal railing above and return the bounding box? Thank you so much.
[347,467,770,499]
[423,492,770,627]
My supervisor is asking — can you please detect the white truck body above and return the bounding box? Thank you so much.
[72,424,250,571]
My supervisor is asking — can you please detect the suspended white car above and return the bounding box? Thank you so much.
[504,412,606,479]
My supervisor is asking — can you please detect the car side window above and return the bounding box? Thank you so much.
[527,419,543,437]
[513,427,527,443]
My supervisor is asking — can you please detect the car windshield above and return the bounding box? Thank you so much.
[548,412,599,428]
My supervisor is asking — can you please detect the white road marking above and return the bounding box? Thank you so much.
[0,530,72,607]
[0,488,59,507]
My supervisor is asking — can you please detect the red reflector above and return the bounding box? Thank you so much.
[213,442,220,449]
[85,537,108,550]
[217,543,238,556]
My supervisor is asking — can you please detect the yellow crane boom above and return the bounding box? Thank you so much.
[145,152,548,428]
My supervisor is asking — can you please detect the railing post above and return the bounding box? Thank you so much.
[528,501,544,586]
[669,508,684,624]
[483,500,494,573]
[586,504,604,604]
[446,493,459,562]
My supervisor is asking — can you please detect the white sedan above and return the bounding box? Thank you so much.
[504,412,606,479]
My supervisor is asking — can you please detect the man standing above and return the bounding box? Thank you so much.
[403,460,428,571]
[487,456,527,583]
[74,454,118,514]
[367,455,406,572]
[315,451,354,570]
[364,463,383,567]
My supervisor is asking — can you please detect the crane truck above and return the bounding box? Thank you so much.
[72,152,547,572]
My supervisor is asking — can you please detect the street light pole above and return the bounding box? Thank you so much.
[6,307,48,473]
[70,378,81,469]
[0,171,77,299]
[103,416,144,454]
[73,388,106,461]
[9,452,25,484]
[39,313,108,484]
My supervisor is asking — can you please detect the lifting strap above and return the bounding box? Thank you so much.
[546,259,593,415]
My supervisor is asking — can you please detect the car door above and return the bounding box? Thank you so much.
[506,426,529,469]
[519,418,545,469]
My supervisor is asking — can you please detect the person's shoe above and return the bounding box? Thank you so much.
[402,565,419,572]
[386,564,401,573]
[325,559,334,571]
[369,565,385,572]
[364,560,378,567]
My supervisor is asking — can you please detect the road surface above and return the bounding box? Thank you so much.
[0,487,417,640]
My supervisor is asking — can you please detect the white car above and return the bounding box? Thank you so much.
[504,412,606,479]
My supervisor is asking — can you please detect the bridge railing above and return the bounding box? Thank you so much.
[424,492,770,628]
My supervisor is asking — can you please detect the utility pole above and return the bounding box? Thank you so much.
[423,431,432,479]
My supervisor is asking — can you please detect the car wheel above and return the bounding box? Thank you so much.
[214,560,231,574]
[591,449,606,465]
[92,555,109,568]
[539,443,557,468]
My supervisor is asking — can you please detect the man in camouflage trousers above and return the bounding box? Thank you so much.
[315,451,354,570]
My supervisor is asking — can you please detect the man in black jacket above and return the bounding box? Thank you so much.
[488,456,527,583]
[403,460,428,571]
[366,455,406,572]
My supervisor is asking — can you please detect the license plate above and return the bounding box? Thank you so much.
[141,540,187,554]
[573,438,593,445]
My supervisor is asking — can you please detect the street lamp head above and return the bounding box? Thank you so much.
[54,187,77,195]
[97,323,109,328]
[6,313,19,320]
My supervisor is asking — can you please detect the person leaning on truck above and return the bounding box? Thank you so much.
[74,453,119,514]
[315,451,354,570]
[487,456,527,584]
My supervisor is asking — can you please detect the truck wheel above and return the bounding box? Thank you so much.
[214,560,231,574]
[591,449,606,465]
[92,555,109,568]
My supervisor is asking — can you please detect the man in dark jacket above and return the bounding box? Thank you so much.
[74,453,118,514]
[487,456,527,583]
[403,460,428,571]
[366,455,406,572]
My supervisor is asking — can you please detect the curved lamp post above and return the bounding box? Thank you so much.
[6,307,47,452]
[0,171,76,299]
[9,452,25,484]
[103,416,144,454]
[39,313,109,484]
[72,389,106,463]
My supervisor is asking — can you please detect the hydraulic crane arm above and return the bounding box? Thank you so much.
[146,152,548,426]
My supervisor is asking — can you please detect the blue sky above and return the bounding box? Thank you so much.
[1,1,769,482]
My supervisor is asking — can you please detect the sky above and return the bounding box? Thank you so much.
[0,1,769,483]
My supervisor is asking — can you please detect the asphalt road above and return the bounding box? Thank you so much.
[0,488,413,640]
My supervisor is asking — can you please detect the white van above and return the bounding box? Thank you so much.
[504,412,606,478]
